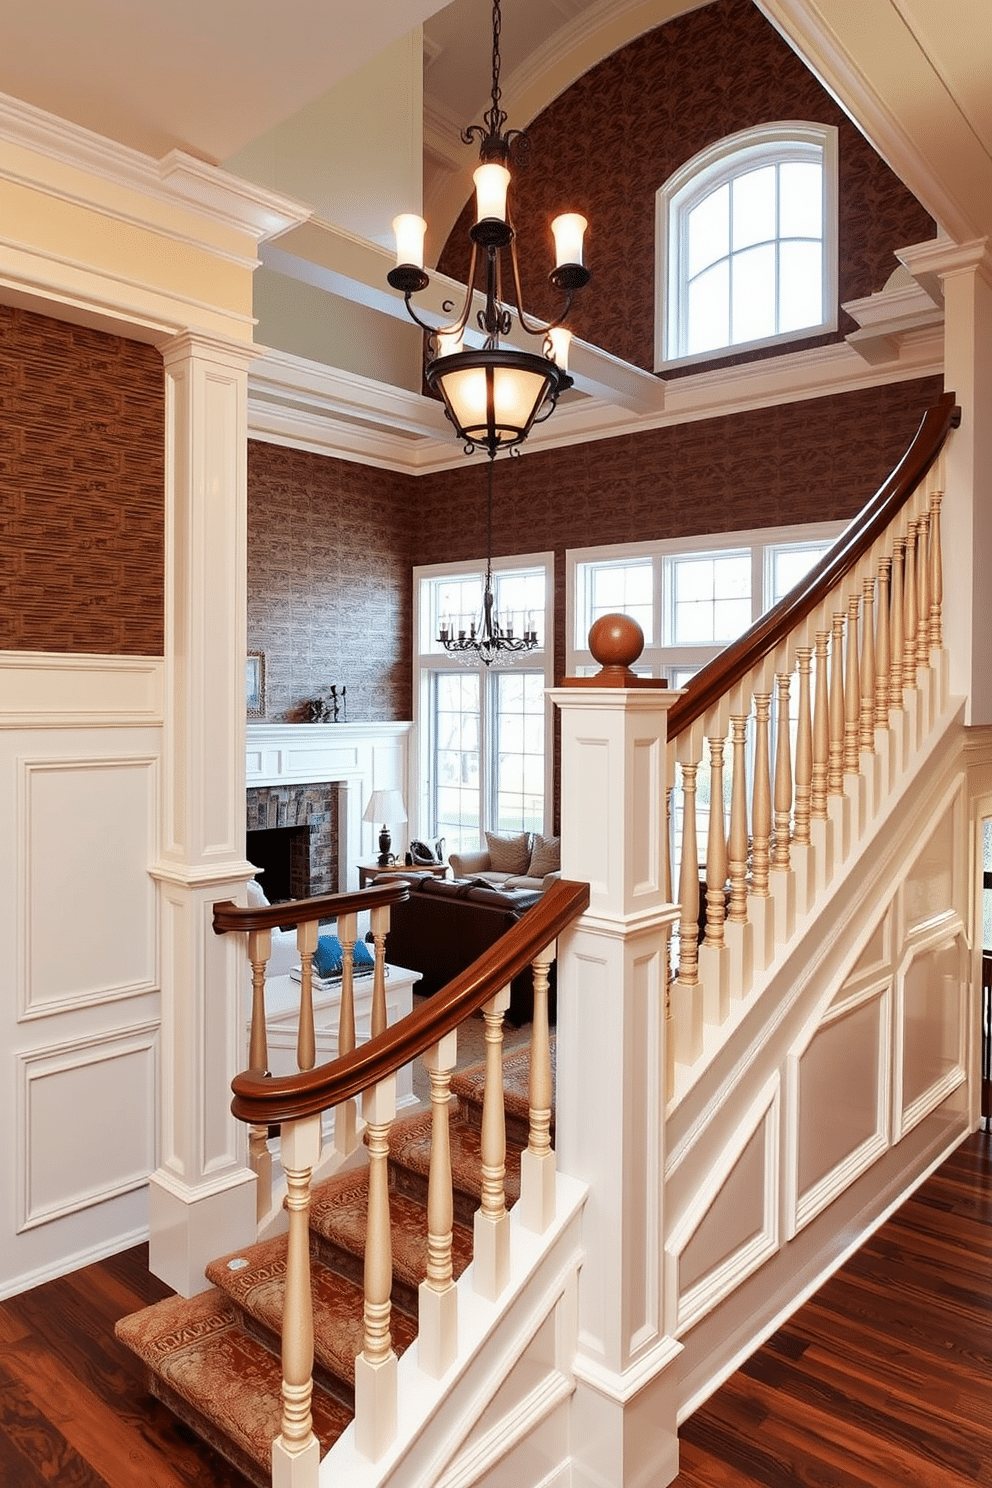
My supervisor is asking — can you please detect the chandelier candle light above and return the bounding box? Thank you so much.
[387,0,590,458]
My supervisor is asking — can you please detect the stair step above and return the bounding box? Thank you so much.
[309,1168,476,1316]
[115,1287,352,1487]
[450,1039,555,1146]
[205,1234,418,1408]
[389,1101,522,1228]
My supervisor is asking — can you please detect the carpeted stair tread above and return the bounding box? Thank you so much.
[205,1234,418,1395]
[115,1287,351,1483]
[309,1168,476,1299]
[450,1038,556,1142]
[389,1101,522,1212]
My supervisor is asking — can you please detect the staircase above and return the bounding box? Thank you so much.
[117,1042,548,1487]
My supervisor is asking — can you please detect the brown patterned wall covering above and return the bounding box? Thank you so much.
[247,442,418,722]
[437,0,935,374]
[0,304,165,654]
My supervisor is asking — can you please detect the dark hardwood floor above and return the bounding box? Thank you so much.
[0,1130,988,1487]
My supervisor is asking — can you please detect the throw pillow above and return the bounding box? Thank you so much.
[485,830,532,875]
[527,833,561,878]
[246,877,269,907]
[313,934,375,980]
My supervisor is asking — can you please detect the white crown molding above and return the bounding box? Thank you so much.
[842,269,944,367]
[0,90,311,246]
[899,236,992,294]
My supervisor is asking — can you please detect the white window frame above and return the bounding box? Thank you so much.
[567,520,846,683]
[413,551,555,847]
[655,121,839,371]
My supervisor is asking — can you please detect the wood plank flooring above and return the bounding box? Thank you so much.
[0,1131,988,1487]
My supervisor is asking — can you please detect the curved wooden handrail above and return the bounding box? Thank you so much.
[212,878,411,936]
[230,877,590,1126]
[667,391,960,740]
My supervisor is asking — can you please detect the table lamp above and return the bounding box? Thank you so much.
[363,788,407,867]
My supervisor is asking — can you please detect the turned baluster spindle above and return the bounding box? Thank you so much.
[369,905,389,1039]
[727,716,750,923]
[875,557,892,728]
[890,536,906,708]
[278,1122,319,1462]
[677,761,700,984]
[478,994,509,1245]
[902,522,918,690]
[916,511,931,668]
[794,648,813,847]
[828,614,845,795]
[811,630,830,819]
[664,785,673,904]
[362,1096,395,1367]
[860,577,876,754]
[929,488,944,649]
[772,672,793,870]
[704,735,728,949]
[247,927,271,1076]
[296,920,317,1072]
[425,1061,454,1297]
[844,593,861,775]
[751,692,772,896]
[528,949,554,1164]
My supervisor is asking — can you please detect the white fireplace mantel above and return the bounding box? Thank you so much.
[246,721,413,890]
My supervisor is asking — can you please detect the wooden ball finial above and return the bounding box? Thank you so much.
[588,612,645,676]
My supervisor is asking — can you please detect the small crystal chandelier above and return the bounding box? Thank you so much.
[387,0,590,458]
[437,456,538,667]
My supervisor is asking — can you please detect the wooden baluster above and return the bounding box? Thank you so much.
[355,1077,397,1460]
[929,488,944,649]
[521,945,556,1232]
[663,784,673,904]
[474,986,511,1299]
[828,614,845,795]
[419,1030,458,1378]
[916,510,931,668]
[844,593,861,775]
[772,671,793,870]
[703,733,727,950]
[727,715,750,923]
[860,576,876,754]
[676,760,700,986]
[751,691,772,896]
[369,904,389,1039]
[296,919,318,1072]
[811,629,830,819]
[794,648,813,847]
[247,926,272,1221]
[902,521,918,690]
[272,1114,321,1484]
[335,912,358,1156]
[890,536,906,707]
[875,556,892,728]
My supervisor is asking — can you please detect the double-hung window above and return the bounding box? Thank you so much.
[657,122,838,369]
[415,555,554,854]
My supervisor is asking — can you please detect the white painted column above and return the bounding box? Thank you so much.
[148,331,258,1296]
[551,685,682,1488]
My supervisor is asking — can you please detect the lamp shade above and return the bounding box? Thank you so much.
[363,788,407,825]
[426,347,568,457]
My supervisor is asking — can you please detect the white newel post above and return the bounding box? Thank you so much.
[148,332,258,1295]
[551,677,682,1488]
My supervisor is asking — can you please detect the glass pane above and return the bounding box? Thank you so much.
[779,160,822,238]
[433,574,483,648]
[731,243,776,344]
[712,595,753,640]
[779,240,823,332]
[495,672,545,835]
[687,259,729,354]
[713,553,751,598]
[586,559,653,641]
[433,672,480,853]
[687,183,729,276]
[670,553,750,645]
[732,166,775,250]
[771,542,831,603]
[675,558,714,603]
[494,568,545,645]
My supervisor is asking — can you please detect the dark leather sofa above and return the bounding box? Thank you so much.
[381,875,551,1026]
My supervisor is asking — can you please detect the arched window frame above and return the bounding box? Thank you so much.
[656,121,839,371]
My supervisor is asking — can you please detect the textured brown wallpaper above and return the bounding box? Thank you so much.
[437,0,935,374]
[247,442,418,721]
[0,304,165,654]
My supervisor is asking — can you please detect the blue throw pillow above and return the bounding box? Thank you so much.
[313,934,375,979]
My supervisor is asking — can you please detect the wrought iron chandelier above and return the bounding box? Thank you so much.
[437,455,538,667]
[387,0,590,458]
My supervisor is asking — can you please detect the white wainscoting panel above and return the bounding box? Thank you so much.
[828,909,890,1010]
[18,754,158,1018]
[895,931,967,1139]
[903,798,960,933]
[18,1024,158,1231]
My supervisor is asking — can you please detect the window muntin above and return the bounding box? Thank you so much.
[657,123,838,369]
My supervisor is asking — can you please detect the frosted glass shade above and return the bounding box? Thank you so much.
[392,214,427,268]
[547,326,572,371]
[474,164,511,223]
[427,347,565,455]
[551,212,587,267]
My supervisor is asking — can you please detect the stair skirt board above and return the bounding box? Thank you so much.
[116,1039,557,1484]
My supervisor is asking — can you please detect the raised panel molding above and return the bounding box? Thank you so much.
[17,754,158,1019]
[666,1075,780,1336]
[893,930,967,1142]
[17,1024,158,1231]
[0,653,164,727]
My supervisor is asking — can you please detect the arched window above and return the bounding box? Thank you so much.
[656,122,838,368]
